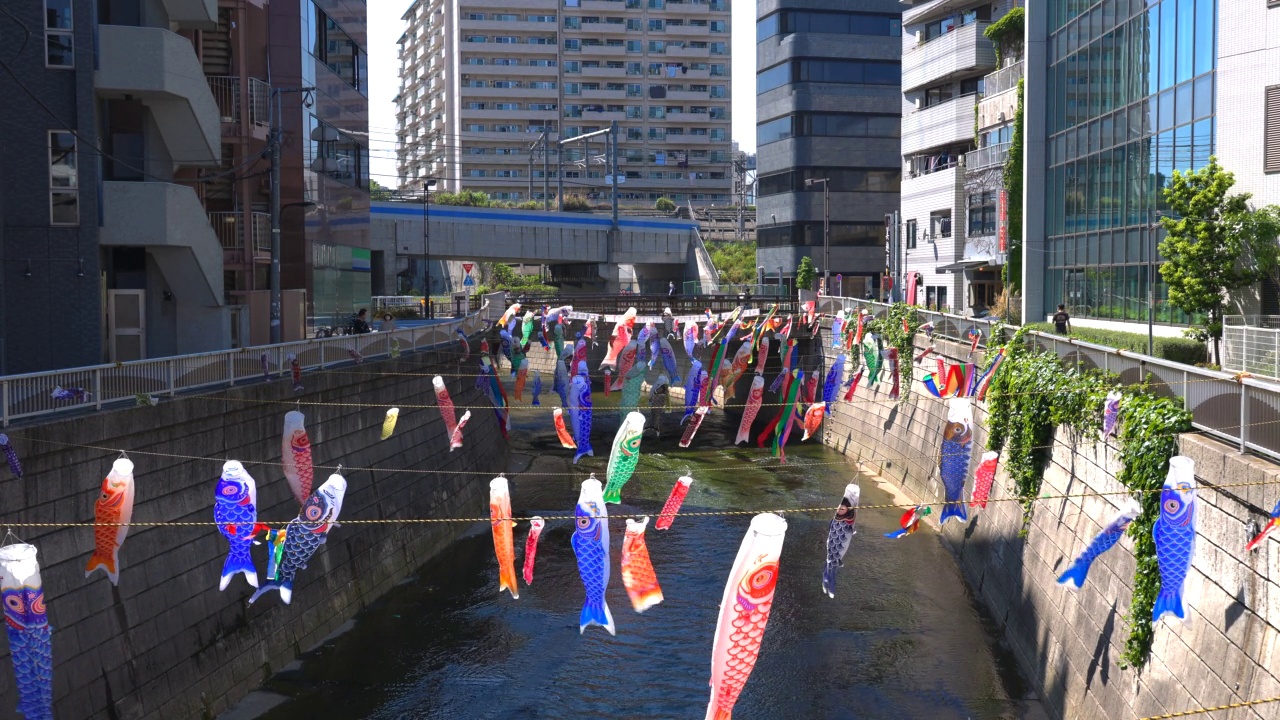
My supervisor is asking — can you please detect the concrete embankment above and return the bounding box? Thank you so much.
[822,332,1280,720]
[0,339,507,719]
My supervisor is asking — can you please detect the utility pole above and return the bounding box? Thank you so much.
[805,177,831,292]
[542,134,550,211]
[268,86,315,345]
[1147,209,1163,356]
[610,120,619,232]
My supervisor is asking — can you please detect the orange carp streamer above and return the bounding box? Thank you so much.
[620,517,664,612]
[553,408,578,449]
[489,477,519,599]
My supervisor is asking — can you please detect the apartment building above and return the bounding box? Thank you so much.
[395,0,733,206]
[898,0,1018,315]
[0,0,232,372]
[754,0,904,296]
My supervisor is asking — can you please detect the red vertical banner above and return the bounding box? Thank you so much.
[997,189,1009,252]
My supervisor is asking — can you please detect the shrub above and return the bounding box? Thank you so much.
[655,197,676,212]
[561,195,592,212]
[1025,322,1207,365]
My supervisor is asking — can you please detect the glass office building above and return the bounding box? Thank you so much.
[1038,0,1214,324]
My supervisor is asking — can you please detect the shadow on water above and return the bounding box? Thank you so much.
[252,396,1033,719]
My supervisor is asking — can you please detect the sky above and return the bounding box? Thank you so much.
[366,1,757,188]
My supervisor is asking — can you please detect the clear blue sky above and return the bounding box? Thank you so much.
[366,1,757,187]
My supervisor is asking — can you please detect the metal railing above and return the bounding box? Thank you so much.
[983,61,1024,97]
[208,211,271,255]
[0,300,494,427]
[823,295,1280,461]
[683,282,783,298]
[964,141,1011,171]
[1224,316,1280,378]
[205,76,270,127]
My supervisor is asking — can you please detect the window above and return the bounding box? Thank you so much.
[466,123,486,132]
[711,64,727,77]
[467,13,485,20]
[710,21,726,33]
[464,35,486,42]
[495,103,520,111]
[494,14,518,21]
[711,42,727,55]
[627,62,642,76]
[906,219,917,249]
[48,131,77,225]
[930,210,952,238]
[564,17,581,29]
[530,81,556,90]
[627,40,643,53]
[311,4,367,92]
[757,222,886,248]
[564,61,580,73]
[757,10,901,42]
[649,41,666,54]
[529,15,556,22]
[626,84,642,97]
[627,19,643,31]
[968,191,998,235]
[1267,85,1280,174]
[564,39,581,51]
[710,128,726,141]
[565,83,580,95]
[710,85,726,98]
[649,19,665,31]
[757,167,901,196]
[45,0,73,68]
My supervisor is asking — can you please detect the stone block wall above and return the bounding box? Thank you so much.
[0,341,507,719]
[822,329,1280,720]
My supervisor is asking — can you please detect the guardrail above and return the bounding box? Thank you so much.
[964,142,1011,171]
[820,295,1280,462]
[1223,315,1280,379]
[0,302,491,427]
[983,61,1023,97]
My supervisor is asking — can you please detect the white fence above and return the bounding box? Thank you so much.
[0,299,495,427]
[1223,316,1280,379]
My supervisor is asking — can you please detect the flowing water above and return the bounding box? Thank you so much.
[251,395,1031,720]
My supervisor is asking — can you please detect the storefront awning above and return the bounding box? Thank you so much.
[936,259,997,273]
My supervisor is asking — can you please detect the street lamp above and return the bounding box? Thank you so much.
[1147,209,1165,356]
[421,179,437,318]
[805,177,830,292]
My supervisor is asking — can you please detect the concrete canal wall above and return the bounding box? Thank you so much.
[0,340,507,719]
[821,331,1280,719]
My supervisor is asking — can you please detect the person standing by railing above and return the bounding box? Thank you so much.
[380,313,397,333]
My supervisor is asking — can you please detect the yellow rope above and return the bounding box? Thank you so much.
[1136,695,1280,719]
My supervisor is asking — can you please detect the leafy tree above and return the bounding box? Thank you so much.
[369,179,393,201]
[706,240,757,284]
[655,197,676,212]
[1159,156,1280,363]
[796,256,816,291]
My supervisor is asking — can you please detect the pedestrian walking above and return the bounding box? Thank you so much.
[1053,304,1072,334]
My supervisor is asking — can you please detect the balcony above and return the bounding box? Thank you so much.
[901,22,996,93]
[978,61,1023,131]
[96,25,221,166]
[160,0,216,29]
[664,45,710,58]
[99,181,225,309]
[901,93,979,156]
[964,142,1010,171]
[206,76,270,129]
[209,211,271,260]
[667,24,707,36]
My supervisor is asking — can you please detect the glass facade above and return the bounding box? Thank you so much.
[1043,0,1215,324]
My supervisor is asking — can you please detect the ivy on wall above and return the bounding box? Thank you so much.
[980,323,1191,670]
[1002,79,1025,294]
[864,304,921,401]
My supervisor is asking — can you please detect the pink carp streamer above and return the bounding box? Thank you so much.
[754,337,770,376]
[602,321,632,369]
[621,518,664,613]
[706,513,788,720]
[735,377,765,445]
[450,411,471,451]
[613,341,638,390]
[679,406,709,448]
[514,359,529,401]
[886,348,901,400]
[655,476,693,530]
[523,517,545,585]
[281,411,314,506]
[433,376,459,440]
[970,451,1000,509]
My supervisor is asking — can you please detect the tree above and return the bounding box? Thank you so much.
[369,179,393,201]
[796,256,816,292]
[1159,156,1280,363]
[706,240,757,284]
[655,197,676,212]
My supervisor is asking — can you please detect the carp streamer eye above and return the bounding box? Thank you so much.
[5,594,24,614]
[577,516,591,530]
[1164,498,1181,514]
[221,484,238,496]
[305,503,325,521]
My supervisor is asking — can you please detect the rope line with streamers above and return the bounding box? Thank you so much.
[1136,695,1280,719]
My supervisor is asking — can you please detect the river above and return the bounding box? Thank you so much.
[246,394,1032,719]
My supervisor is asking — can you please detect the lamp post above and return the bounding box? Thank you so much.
[421,179,437,318]
[1147,209,1164,356]
[805,177,831,292]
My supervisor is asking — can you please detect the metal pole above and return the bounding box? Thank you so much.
[823,181,830,293]
[542,134,550,211]
[269,97,282,345]
[424,188,431,318]
[1148,211,1157,356]
[611,121,619,231]
[557,143,564,211]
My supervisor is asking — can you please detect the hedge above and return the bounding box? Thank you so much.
[1024,322,1207,365]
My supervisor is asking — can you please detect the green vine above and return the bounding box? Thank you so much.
[982,324,1192,671]
[1002,79,1025,293]
[864,304,920,401]
[983,7,1025,66]
[1114,391,1191,669]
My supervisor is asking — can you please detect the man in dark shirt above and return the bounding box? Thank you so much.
[350,308,372,334]
[1052,304,1071,334]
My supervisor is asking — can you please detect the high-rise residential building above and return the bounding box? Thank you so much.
[898,0,1018,315]
[1022,0,1216,327]
[755,0,904,297]
[394,0,733,206]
